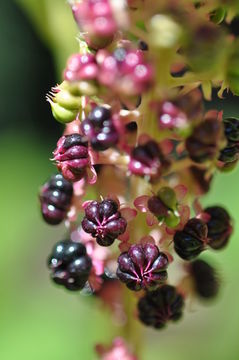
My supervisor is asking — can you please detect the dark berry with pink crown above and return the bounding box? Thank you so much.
[82,199,127,246]
[138,285,184,329]
[117,243,168,291]
[81,106,119,151]
[48,240,92,291]
[53,134,89,182]
[39,174,73,225]
[173,218,208,260]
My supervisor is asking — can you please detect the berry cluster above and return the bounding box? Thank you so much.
[38,0,239,357]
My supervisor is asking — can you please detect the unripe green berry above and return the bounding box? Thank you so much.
[50,101,78,124]
[55,90,82,110]
[210,7,227,24]
[68,81,98,97]
[148,14,182,49]
[157,187,177,210]
[164,211,180,228]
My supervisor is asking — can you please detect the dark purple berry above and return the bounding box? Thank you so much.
[173,218,208,260]
[117,243,168,291]
[81,199,127,246]
[190,166,212,194]
[219,118,239,164]
[39,174,73,225]
[138,40,148,51]
[125,122,138,132]
[138,285,184,329]
[53,134,89,182]
[129,140,170,182]
[186,117,223,163]
[147,196,169,218]
[189,259,220,299]
[204,206,232,249]
[81,106,119,151]
[48,240,92,291]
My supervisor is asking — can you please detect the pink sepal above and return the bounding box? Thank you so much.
[193,198,203,215]
[139,235,155,245]
[164,251,174,263]
[177,204,190,228]
[134,195,149,212]
[174,184,188,201]
[87,165,97,184]
[146,212,158,226]
[160,139,174,155]
[82,200,94,209]
[120,207,137,221]
[73,178,86,196]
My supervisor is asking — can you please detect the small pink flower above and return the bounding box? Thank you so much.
[96,338,138,360]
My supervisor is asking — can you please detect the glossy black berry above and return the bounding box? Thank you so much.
[48,240,92,291]
[189,259,220,299]
[186,118,223,163]
[219,118,239,164]
[173,218,208,260]
[204,206,232,249]
[138,285,184,329]
[117,243,168,291]
[81,106,119,151]
[39,174,73,225]
[81,199,127,246]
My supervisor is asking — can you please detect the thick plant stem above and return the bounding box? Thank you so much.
[121,287,143,358]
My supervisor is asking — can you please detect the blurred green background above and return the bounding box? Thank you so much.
[1,1,239,359]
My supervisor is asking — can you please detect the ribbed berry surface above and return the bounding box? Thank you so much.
[81,106,119,151]
[204,206,232,249]
[48,240,92,291]
[190,259,219,299]
[81,199,127,246]
[219,118,239,164]
[53,134,89,182]
[117,243,168,291]
[186,118,223,163]
[39,174,73,225]
[129,140,169,182]
[138,285,184,329]
[173,218,208,260]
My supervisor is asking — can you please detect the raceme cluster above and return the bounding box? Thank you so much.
[39,0,239,358]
